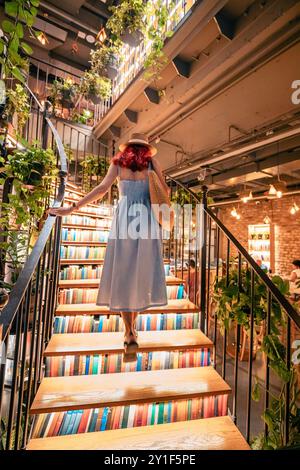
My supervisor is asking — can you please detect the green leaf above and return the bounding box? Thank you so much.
[11,66,25,83]
[20,42,33,55]
[2,20,15,33]
[30,0,40,6]
[5,1,18,17]
[16,22,24,38]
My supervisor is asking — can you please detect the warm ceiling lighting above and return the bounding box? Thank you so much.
[96,27,107,44]
[36,31,49,46]
[290,202,299,215]
[264,215,271,224]
[268,182,286,198]
[231,207,241,219]
[240,190,253,203]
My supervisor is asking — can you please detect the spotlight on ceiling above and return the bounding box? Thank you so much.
[36,31,49,46]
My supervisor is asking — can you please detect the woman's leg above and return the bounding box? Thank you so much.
[121,312,138,344]
[131,312,139,336]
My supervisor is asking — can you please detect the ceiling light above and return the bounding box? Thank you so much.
[240,190,253,203]
[268,182,286,198]
[96,27,107,44]
[264,215,271,224]
[290,202,299,215]
[231,207,241,219]
[36,31,49,46]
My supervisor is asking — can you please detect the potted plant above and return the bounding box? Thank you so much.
[90,44,121,81]
[4,83,30,133]
[106,0,148,48]
[79,71,112,104]
[48,78,78,110]
[80,154,106,191]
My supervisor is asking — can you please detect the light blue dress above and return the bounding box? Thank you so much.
[96,165,168,312]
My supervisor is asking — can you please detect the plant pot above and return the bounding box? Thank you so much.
[88,94,102,105]
[106,54,119,81]
[120,29,144,48]
[0,291,9,309]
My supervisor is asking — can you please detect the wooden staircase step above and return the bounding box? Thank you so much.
[27,416,249,450]
[60,258,171,265]
[45,329,212,357]
[55,299,199,316]
[60,259,105,265]
[30,366,230,414]
[58,276,184,289]
[62,224,110,231]
[60,241,107,246]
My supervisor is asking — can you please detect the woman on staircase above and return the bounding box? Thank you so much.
[49,133,169,361]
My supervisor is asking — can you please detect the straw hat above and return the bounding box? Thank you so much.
[119,133,157,156]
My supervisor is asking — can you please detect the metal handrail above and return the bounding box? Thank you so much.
[166,174,300,328]
[0,87,68,342]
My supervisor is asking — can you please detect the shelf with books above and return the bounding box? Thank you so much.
[45,349,211,377]
[248,223,274,271]
[53,312,200,334]
[31,394,228,439]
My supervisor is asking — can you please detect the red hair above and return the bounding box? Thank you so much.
[112,145,152,172]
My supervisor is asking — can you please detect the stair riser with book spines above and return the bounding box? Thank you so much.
[53,313,200,334]
[45,349,211,377]
[32,395,228,439]
[60,246,106,260]
[61,228,109,243]
[59,264,171,281]
[62,215,111,228]
[58,285,186,304]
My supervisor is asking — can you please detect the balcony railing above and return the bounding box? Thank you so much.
[94,0,197,123]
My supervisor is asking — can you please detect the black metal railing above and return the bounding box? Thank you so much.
[0,88,67,450]
[165,177,300,447]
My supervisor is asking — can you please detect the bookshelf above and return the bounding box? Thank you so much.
[248,224,274,271]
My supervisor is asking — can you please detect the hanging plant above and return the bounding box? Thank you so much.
[106,0,148,48]
[143,0,175,82]
[90,43,122,81]
[4,83,30,133]
[48,78,78,110]
[80,154,107,191]
[0,0,39,82]
[79,72,112,104]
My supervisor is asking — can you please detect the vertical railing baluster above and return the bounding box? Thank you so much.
[264,290,271,438]
[206,216,212,335]
[222,238,230,379]
[213,226,220,368]
[181,198,184,281]
[246,269,255,442]
[200,186,207,333]
[233,253,242,424]
[284,315,291,446]
[5,301,24,449]
[14,282,32,449]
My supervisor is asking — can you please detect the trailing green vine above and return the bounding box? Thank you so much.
[213,267,300,448]
[0,0,39,82]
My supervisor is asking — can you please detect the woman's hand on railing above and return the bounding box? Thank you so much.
[48,206,74,217]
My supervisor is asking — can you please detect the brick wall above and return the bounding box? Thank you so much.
[217,194,300,277]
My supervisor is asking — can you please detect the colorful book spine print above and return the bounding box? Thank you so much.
[31,395,228,438]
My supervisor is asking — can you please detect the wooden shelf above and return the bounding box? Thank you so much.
[58,275,184,289]
[30,366,231,414]
[45,329,212,357]
[27,416,249,450]
[62,224,110,231]
[60,259,105,265]
[60,241,107,247]
[60,258,171,265]
[55,299,199,316]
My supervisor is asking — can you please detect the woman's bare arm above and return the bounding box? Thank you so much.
[49,163,118,216]
[151,156,170,195]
